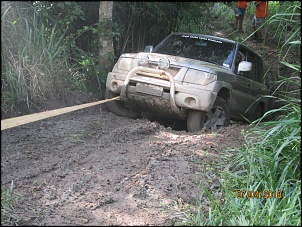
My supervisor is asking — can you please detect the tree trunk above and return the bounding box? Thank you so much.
[99,1,114,98]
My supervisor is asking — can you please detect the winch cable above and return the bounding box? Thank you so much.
[1,96,120,131]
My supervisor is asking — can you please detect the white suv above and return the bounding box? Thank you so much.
[105,32,268,132]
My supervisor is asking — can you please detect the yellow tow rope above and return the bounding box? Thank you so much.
[1,96,120,131]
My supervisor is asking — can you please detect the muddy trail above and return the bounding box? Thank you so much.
[1,104,247,226]
[2,10,289,226]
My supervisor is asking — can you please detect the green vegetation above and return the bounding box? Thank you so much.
[179,86,300,225]
[176,2,301,226]
[2,1,299,118]
[1,1,103,118]
[1,1,301,225]
[1,188,14,211]
[1,181,18,225]
[1,2,194,118]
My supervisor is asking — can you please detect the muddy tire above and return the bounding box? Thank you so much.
[187,97,230,132]
[105,89,140,119]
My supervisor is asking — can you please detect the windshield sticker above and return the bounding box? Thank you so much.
[181,35,222,44]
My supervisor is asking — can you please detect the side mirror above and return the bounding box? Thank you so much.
[144,45,153,53]
[238,61,252,72]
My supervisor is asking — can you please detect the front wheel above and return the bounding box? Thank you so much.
[187,97,230,132]
[105,89,140,119]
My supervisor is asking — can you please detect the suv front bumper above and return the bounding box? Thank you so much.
[106,66,217,117]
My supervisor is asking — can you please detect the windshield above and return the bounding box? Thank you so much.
[153,34,236,68]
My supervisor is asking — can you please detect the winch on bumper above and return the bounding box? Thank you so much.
[106,66,217,119]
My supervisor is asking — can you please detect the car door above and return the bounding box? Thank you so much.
[247,53,266,88]
[250,58,267,98]
[249,53,268,117]
[230,46,261,120]
[232,71,254,119]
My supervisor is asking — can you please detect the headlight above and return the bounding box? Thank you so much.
[158,58,170,69]
[184,69,217,86]
[137,54,149,66]
[116,57,133,71]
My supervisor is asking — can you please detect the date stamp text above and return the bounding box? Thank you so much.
[235,190,283,199]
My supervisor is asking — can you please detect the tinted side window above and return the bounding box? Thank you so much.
[235,45,264,83]
[256,56,264,83]
[246,52,263,83]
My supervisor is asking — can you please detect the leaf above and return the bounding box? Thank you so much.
[288,40,301,45]
[280,61,300,71]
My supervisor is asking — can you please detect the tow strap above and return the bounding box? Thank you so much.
[1,96,120,131]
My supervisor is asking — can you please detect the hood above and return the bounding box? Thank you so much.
[121,52,231,74]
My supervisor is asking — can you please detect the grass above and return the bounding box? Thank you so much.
[1,185,14,211]
[175,2,301,226]
[1,1,300,225]
[1,2,96,118]
[178,90,301,226]
[1,181,20,226]
[2,2,66,116]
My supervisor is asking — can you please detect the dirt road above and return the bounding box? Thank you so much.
[1,104,246,226]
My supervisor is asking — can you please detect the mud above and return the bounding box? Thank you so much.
[1,104,247,226]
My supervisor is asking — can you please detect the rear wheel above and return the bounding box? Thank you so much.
[105,89,140,119]
[187,97,230,132]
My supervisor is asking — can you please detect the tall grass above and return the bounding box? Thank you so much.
[179,63,300,226]
[1,2,64,116]
[178,3,301,226]
[1,2,87,118]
